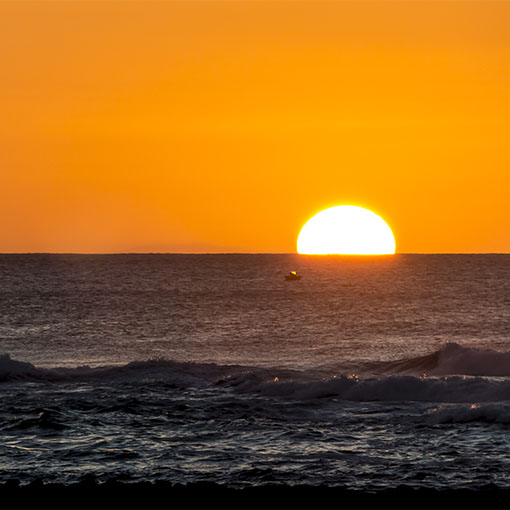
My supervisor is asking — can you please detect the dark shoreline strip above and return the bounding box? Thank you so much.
[1,480,508,509]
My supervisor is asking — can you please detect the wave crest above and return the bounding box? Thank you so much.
[3,344,510,403]
[367,342,510,377]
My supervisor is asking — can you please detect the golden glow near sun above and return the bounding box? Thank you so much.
[297,206,396,255]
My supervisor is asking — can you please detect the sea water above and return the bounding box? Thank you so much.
[1,254,510,490]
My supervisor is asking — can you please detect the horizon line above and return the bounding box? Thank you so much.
[1,252,509,256]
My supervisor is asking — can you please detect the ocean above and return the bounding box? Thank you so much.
[1,254,510,499]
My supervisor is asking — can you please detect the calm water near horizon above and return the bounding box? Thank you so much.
[1,254,510,490]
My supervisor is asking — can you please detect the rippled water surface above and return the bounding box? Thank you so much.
[1,254,510,489]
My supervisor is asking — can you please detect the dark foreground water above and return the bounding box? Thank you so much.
[1,254,510,503]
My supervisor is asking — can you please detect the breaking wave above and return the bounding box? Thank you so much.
[367,342,510,377]
[3,342,510,403]
[0,354,235,385]
[425,403,510,424]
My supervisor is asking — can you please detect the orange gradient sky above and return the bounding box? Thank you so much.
[2,1,510,253]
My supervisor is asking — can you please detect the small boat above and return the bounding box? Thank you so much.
[285,271,302,281]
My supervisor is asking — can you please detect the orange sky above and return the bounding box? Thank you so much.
[2,1,510,253]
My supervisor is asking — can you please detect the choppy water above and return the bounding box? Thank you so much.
[1,254,510,490]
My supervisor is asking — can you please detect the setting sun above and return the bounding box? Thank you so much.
[297,205,396,255]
